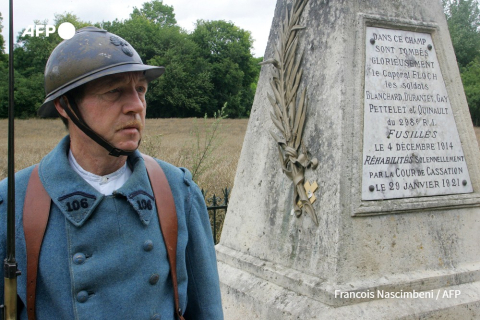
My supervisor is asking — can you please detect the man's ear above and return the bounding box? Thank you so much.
[53,97,69,119]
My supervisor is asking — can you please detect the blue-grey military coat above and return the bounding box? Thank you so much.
[0,136,224,320]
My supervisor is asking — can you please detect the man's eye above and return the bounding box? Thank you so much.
[107,88,120,94]
[137,86,147,93]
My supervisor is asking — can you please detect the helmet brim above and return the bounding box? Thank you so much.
[38,63,165,118]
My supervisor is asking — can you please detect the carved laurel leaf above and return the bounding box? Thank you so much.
[293,1,308,23]
[289,51,304,88]
[264,0,318,225]
[268,93,284,122]
[267,92,277,107]
[290,69,303,103]
[285,36,299,63]
[275,43,283,65]
[288,100,296,129]
[271,112,286,133]
[259,58,280,68]
[287,53,303,87]
[291,25,306,32]
[292,68,303,94]
[270,130,286,146]
[294,89,307,151]
[285,54,296,86]
[270,80,283,106]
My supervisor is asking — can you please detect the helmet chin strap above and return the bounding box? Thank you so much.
[59,94,136,157]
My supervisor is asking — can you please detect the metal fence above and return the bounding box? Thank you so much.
[202,188,230,244]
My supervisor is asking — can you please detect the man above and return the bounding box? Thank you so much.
[0,26,224,319]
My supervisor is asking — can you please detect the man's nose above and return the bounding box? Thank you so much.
[122,88,145,113]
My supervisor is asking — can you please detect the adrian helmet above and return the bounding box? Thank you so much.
[38,26,164,118]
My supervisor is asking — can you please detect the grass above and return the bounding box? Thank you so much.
[0,118,248,190]
[3,120,479,182]
[2,119,480,243]
[0,118,248,243]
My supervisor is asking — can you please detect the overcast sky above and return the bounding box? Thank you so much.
[0,0,277,57]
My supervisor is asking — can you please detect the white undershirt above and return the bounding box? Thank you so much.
[68,150,132,196]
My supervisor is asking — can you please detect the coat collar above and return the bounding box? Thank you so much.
[38,136,156,227]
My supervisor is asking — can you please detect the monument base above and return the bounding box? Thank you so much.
[218,256,480,319]
[217,245,480,320]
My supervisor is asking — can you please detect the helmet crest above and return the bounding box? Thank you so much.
[110,35,134,57]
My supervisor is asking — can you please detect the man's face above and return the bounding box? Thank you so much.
[76,72,148,152]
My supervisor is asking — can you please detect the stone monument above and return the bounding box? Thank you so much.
[216,0,480,318]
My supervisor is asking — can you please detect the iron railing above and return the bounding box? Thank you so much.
[202,188,230,244]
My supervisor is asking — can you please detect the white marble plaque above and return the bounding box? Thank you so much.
[362,27,473,200]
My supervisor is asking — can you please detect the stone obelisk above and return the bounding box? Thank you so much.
[216,0,480,318]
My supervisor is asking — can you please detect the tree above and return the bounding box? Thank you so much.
[146,36,214,117]
[443,0,480,68]
[131,0,177,28]
[191,20,257,117]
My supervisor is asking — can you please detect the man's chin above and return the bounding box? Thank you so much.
[115,139,141,153]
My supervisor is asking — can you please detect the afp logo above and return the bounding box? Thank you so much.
[21,22,76,40]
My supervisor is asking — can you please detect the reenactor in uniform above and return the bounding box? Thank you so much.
[0,27,224,319]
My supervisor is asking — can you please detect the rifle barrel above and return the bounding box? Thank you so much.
[7,0,15,265]
[4,0,19,318]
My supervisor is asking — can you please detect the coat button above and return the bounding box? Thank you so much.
[149,274,160,285]
[151,314,161,320]
[76,291,89,303]
[143,240,154,252]
[73,253,86,265]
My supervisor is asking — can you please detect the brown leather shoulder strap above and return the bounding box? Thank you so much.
[23,158,185,320]
[23,165,51,320]
[143,154,185,320]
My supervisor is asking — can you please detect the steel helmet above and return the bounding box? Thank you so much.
[38,26,165,117]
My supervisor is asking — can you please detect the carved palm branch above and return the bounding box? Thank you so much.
[261,0,319,225]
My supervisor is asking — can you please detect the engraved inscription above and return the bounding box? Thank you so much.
[362,27,473,200]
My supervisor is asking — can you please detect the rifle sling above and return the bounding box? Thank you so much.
[23,165,50,320]
[23,155,185,320]
[143,154,185,320]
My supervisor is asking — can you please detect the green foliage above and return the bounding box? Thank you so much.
[0,12,4,55]
[0,60,7,118]
[461,57,480,125]
[191,20,257,118]
[102,5,258,118]
[444,0,480,68]
[0,1,261,119]
[444,0,480,124]
[147,43,214,117]
[131,0,177,28]
[0,62,44,118]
